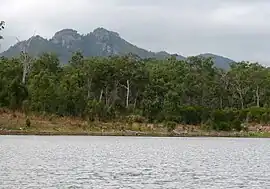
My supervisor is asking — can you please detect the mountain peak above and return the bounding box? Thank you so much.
[93,27,119,35]
[0,28,235,69]
[54,29,79,36]
[51,28,81,48]
[92,27,120,41]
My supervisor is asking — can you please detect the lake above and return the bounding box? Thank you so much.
[0,136,270,188]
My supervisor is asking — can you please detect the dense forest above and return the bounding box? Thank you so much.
[1,50,270,132]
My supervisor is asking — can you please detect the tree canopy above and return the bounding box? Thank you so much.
[1,52,270,131]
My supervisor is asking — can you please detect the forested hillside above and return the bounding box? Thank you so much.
[0,51,270,132]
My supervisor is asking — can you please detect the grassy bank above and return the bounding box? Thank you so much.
[1,110,270,138]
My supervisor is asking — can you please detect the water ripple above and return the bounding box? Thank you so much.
[0,136,270,188]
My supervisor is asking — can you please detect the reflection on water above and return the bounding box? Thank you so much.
[0,136,270,188]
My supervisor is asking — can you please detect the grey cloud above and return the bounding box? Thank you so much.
[1,0,270,64]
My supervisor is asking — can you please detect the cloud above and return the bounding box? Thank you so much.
[0,0,270,63]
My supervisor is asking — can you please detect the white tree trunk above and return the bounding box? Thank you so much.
[22,58,28,84]
[17,31,36,84]
[126,80,130,108]
[99,89,103,102]
[256,85,260,107]
[120,80,131,108]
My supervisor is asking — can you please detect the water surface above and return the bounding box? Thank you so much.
[0,136,270,188]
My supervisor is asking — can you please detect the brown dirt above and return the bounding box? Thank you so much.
[0,109,270,137]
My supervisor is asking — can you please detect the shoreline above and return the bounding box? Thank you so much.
[1,110,270,138]
[1,129,270,138]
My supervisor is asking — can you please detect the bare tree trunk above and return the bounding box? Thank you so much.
[105,86,109,106]
[235,84,246,110]
[87,78,92,99]
[256,85,260,107]
[16,32,36,84]
[99,89,103,102]
[22,58,27,84]
[113,81,119,106]
[120,80,131,108]
[239,93,244,109]
[126,80,130,108]
[219,97,223,109]
[109,81,119,108]
[133,91,139,109]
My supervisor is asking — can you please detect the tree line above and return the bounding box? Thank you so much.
[1,50,270,131]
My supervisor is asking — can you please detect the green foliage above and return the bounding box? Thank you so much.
[1,52,270,132]
[246,107,270,123]
[209,109,240,131]
[232,119,242,131]
[261,112,270,124]
[179,106,204,125]
[211,121,231,131]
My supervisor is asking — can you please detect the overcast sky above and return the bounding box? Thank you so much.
[1,0,270,64]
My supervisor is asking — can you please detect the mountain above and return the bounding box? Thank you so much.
[0,27,232,68]
[198,53,235,70]
[1,28,184,63]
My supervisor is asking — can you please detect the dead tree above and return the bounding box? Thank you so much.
[16,31,36,84]
[0,21,5,51]
[0,21,5,39]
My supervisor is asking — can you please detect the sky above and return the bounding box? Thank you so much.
[1,0,270,64]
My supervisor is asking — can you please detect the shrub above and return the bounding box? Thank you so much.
[238,109,249,122]
[211,121,231,131]
[261,112,270,124]
[180,106,203,125]
[25,118,31,128]
[165,121,177,132]
[201,119,212,131]
[247,107,269,123]
[232,119,242,131]
[126,115,146,123]
[211,109,238,123]
[163,114,182,123]
[201,109,211,123]
[211,109,243,131]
